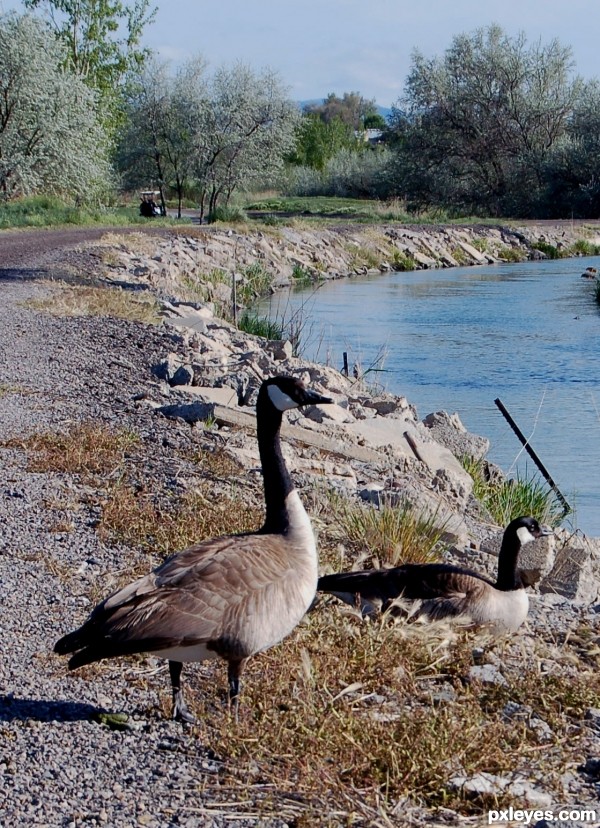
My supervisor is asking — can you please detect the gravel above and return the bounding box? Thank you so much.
[0,273,265,828]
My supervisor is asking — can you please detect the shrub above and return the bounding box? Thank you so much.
[209,204,248,223]
[532,240,562,259]
[460,456,565,527]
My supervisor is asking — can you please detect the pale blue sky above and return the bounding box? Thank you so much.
[1,0,599,106]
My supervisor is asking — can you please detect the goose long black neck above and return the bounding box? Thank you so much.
[256,388,294,534]
[495,534,523,591]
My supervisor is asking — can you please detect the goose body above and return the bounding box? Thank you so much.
[55,376,332,721]
[318,516,552,633]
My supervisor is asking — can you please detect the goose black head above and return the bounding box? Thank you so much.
[508,515,554,547]
[262,375,334,412]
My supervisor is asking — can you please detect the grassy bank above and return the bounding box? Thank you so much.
[0,195,190,230]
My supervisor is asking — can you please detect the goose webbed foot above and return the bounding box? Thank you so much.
[169,660,196,724]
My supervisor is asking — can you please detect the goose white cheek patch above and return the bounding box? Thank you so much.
[516,526,536,546]
[267,385,298,411]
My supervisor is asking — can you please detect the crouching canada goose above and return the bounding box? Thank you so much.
[318,516,553,633]
[54,375,332,722]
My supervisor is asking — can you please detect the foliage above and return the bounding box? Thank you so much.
[197,64,300,222]
[117,57,208,217]
[285,146,394,199]
[304,91,380,130]
[461,455,565,527]
[117,59,299,222]
[287,114,358,171]
[532,241,562,259]
[237,312,283,339]
[0,13,111,200]
[23,0,156,126]
[388,25,582,217]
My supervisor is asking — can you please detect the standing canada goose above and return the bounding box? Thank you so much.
[318,516,553,632]
[54,375,333,722]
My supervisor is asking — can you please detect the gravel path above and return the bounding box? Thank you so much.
[0,260,258,827]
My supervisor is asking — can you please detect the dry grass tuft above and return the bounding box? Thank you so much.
[28,283,160,323]
[98,483,263,557]
[171,607,593,821]
[328,497,447,567]
[6,423,138,478]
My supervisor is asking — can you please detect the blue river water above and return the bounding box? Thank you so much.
[257,258,600,536]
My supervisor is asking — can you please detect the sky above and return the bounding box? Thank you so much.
[1,0,599,107]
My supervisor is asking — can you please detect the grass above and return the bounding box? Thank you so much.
[5,423,139,478]
[244,195,484,227]
[97,483,264,557]
[161,606,600,821]
[326,497,447,568]
[238,312,284,339]
[27,284,161,324]
[461,456,565,527]
[13,419,598,820]
[0,195,188,229]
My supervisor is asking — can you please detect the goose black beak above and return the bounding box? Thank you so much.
[301,389,334,407]
[536,524,554,538]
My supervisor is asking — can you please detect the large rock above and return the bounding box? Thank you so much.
[421,410,490,460]
[540,532,600,602]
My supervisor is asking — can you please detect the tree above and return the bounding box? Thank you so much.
[390,25,582,216]
[23,0,155,125]
[117,57,207,217]
[0,13,110,200]
[190,63,299,221]
[288,113,356,170]
[304,92,379,130]
[117,59,298,222]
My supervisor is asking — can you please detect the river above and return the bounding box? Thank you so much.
[258,258,600,536]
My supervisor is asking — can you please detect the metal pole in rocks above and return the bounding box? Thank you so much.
[494,397,571,516]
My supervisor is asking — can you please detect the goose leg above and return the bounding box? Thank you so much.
[227,659,247,720]
[169,660,195,724]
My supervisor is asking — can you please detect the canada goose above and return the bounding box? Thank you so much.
[54,375,333,722]
[318,516,553,632]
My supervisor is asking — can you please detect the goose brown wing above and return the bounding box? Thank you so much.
[319,563,491,603]
[57,533,309,662]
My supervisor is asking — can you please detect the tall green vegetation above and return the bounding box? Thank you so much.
[285,92,391,199]
[117,59,299,221]
[387,25,585,218]
[23,0,156,128]
[0,13,110,200]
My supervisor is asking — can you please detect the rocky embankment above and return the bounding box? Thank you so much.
[91,220,600,304]
[1,223,599,826]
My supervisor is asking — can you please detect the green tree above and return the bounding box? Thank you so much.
[391,25,582,216]
[23,0,155,125]
[304,92,378,130]
[288,114,356,170]
[0,13,110,200]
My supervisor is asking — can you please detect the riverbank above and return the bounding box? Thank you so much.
[1,229,600,825]
[69,220,600,304]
